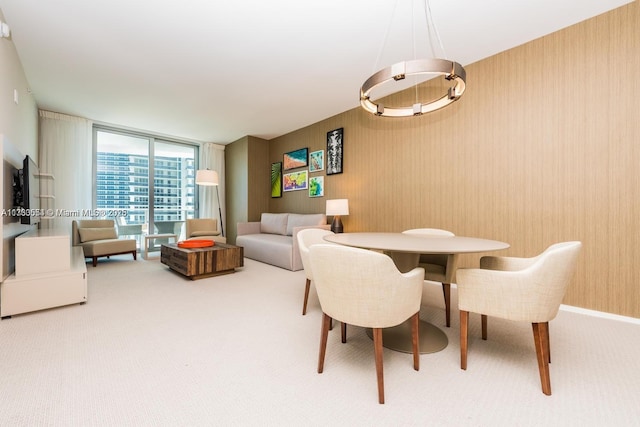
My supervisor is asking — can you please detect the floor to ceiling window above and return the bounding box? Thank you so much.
[94,127,198,251]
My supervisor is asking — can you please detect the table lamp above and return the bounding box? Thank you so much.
[195,169,224,237]
[326,199,349,233]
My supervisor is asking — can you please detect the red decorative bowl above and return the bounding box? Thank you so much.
[177,239,215,248]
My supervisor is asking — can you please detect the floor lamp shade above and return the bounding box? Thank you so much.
[326,199,349,233]
[196,169,219,186]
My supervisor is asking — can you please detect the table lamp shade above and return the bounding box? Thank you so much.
[326,199,349,216]
[326,199,349,233]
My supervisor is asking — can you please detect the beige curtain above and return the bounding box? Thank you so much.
[38,110,92,230]
[199,143,226,235]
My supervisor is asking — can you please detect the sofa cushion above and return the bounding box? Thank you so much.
[260,213,289,235]
[78,227,118,243]
[286,213,327,236]
[236,233,295,270]
[191,230,220,237]
[81,238,136,257]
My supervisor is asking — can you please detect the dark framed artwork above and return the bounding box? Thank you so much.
[283,147,309,170]
[326,128,343,175]
[271,162,282,198]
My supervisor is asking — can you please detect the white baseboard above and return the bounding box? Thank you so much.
[560,304,640,325]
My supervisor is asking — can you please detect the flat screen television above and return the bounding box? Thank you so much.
[13,155,41,225]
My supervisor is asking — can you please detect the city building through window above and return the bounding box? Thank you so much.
[94,127,198,251]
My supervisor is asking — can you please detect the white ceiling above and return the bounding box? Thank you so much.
[0,0,633,144]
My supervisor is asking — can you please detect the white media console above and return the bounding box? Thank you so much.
[0,228,87,318]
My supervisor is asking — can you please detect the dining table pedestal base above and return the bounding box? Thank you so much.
[366,319,448,354]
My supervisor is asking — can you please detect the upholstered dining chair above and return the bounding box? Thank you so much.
[296,228,335,315]
[309,244,424,404]
[386,228,458,327]
[455,241,582,395]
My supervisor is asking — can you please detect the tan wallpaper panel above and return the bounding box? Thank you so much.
[247,136,270,222]
[261,2,639,317]
[225,136,248,245]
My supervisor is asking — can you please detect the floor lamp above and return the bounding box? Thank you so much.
[195,169,224,237]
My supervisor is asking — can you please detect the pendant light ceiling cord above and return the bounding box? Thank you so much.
[425,0,446,58]
[372,0,400,74]
[412,0,418,103]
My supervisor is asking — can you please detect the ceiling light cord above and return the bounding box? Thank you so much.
[413,0,418,103]
[424,0,446,59]
[372,0,400,75]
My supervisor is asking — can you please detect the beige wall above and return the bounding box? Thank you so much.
[0,9,38,156]
[263,3,640,318]
[225,136,249,245]
[225,135,269,244]
[0,8,39,280]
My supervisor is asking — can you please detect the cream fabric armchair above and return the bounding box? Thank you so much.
[404,228,458,327]
[455,241,582,395]
[296,228,335,315]
[385,228,458,327]
[309,244,424,404]
[185,218,224,242]
[72,219,137,267]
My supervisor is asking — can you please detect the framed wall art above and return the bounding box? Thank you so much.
[309,176,324,197]
[283,147,309,170]
[283,170,308,192]
[309,150,324,172]
[271,161,282,198]
[326,128,343,175]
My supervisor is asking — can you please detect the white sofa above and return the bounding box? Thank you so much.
[236,213,330,271]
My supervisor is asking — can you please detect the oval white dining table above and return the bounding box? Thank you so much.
[323,232,510,354]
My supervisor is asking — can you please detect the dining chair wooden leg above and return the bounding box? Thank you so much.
[372,328,385,404]
[460,310,469,370]
[341,322,347,343]
[318,313,332,373]
[442,283,451,327]
[411,312,420,371]
[481,314,488,340]
[545,322,551,363]
[302,279,311,315]
[532,322,552,395]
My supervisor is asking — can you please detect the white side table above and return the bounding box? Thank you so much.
[143,233,178,259]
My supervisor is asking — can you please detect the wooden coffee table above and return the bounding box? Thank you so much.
[160,242,244,280]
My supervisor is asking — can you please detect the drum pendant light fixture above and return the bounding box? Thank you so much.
[360,0,466,117]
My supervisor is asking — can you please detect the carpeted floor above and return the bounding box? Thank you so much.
[0,254,638,426]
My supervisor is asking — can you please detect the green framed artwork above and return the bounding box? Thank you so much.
[309,176,324,197]
[271,162,282,198]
